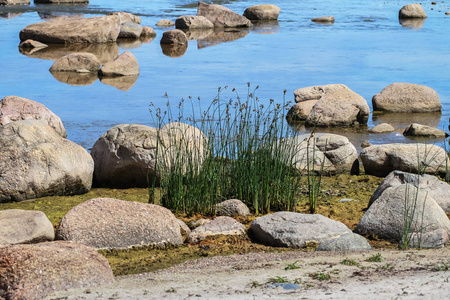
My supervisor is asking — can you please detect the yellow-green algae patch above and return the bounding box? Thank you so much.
[0,174,400,276]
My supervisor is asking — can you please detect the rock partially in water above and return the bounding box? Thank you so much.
[372,83,441,113]
[160,29,188,45]
[243,4,281,20]
[311,16,335,23]
[0,0,29,4]
[176,15,214,29]
[99,51,139,77]
[249,211,352,248]
[56,198,184,249]
[141,26,157,37]
[0,241,114,300]
[119,22,143,38]
[0,209,54,247]
[0,95,67,137]
[49,52,100,73]
[35,0,88,3]
[18,39,48,49]
[197,1,252,28]
[399,3,427,19]
[368,123,395,133]
[403,123,447,138]
[156,19,174,27]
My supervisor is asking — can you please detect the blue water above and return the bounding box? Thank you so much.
[1,0,450,150]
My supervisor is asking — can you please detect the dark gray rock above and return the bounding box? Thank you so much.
[249,211,352,247]
[214,199,251,217]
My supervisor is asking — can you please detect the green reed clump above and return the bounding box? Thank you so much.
[149,84,301,215]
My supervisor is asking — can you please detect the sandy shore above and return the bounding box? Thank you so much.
[47,247,450,299]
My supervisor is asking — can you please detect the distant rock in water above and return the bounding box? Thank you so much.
[49,52,100,73]
[99,51,139,77]
[197,1,252,28]
[403,123,447,138]
[160,29,188,45]
[243,4,281,20]
[368,123,395,133]
[156,19,174,27]
[311,16,335,23]
[176,15,214,29]
[399,3,427,18]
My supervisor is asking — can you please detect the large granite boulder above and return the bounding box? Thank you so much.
[403,123,447,138]
[118,22,143,38]
[316,233,372,251]
[197,1,252,28]
[279,133,358,174]
[56,198,183,249]
[399,3,427,18]
[0,95,67,138]
[372,83,441,113]
[91,122,207,188]
[99,51,139,77]
[0,209,54,247]
[292,84,369,126]
[369,170,450,214]
[160,29,188,45]
[175,15,214,29]
[0,120,93,202]
[19,15,121,44]
[187,216,246,243]
[249,211,352,247]
[356,184,450,247]
[360,143,449,177]
[243,4,280,20]
[49,52,100,73]
[0,241,114,300]
[91,124,161,188]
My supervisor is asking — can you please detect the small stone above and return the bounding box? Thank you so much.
[156,19,174,27]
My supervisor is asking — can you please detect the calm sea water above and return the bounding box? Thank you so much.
[1,0,450,150]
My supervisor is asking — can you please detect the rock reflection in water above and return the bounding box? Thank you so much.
[372,112,441,129]
[251,20,280,34]
[38,11,83,20]
[50,70,98,86]
[161,43,187,57]
[0,13,22,19]
[399,18,426,29]
[100,74,139,91]
[18,43,119,64]
[117,38,143,49]
[196,28,249,49]
[184,29,214,41]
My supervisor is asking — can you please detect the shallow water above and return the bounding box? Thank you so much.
[1,0,450,150]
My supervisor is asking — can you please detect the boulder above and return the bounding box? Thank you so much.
[0,0,29,4]
[356,184,450,244]
[19,15,121,44]
[243,4,281,20]
[0,95,67,138]
[0,209,54,247]
[311,16,335,23]
[286,101,316,122]
[156,19,174,27]
[214,199,251,217]
[118,22,143,38]
[49,52,100,73]
[90,122,207,188]
[197,1,252,28]
[187,216,246,243]
[279,133,358,174]
[0,241,114,300]
[141,26,156,37]
[372,83,441,113]
[99,51,139,76]
[18,39,48,49]
[293,84,369,126]
[109,11,141,24]
[160,29,188,45]
[175,15,214,29]
[316,233,372,251]
[403,228,448,249]
[399,3,427,18]
[0,120,93,202]
[369,170,450,214]
[249,211,352,247]
[56,198,183,249]
[90,124,161,188]
[403,123,447,138]
[360,143,449,177]
[368,123,395,133]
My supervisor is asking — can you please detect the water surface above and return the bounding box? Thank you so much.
[1,0,450,150]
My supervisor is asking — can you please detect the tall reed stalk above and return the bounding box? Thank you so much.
[149,84,301,215]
